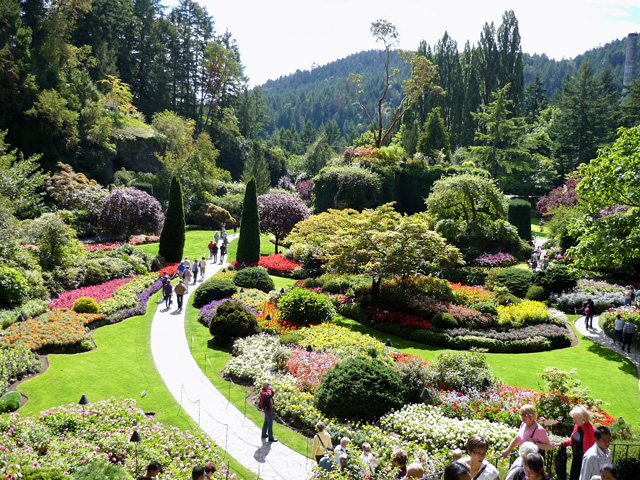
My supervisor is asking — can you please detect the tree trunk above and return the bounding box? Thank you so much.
[372,277,382,296]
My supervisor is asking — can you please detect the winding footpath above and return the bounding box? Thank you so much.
[150,234,312,480]
[574,315,640,391]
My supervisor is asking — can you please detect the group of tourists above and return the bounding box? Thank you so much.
[303,403,617,480]
[207,228,228,265]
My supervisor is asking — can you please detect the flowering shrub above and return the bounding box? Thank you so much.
[600,306,640,341]
[296,179,313,201]
[575,279,625,294]
[157,262,180,277]
[0,310,104,352]
[473,252,516,267]
[0,398,233,479]
[297,324,386,359]
[48,277,135,310]
[197,299,257,328]
[497,300,550,327]
[99,274,159,317]
[285,348,340,393]
[257,254,302,274]
[445,324,570,344]
[380,404,516,453]
[366,306,432,330]
[550,290,624,314]
[450,283,496,306]
[232,288,269,310]
[223,333,291,382]
[446,304,493,329]
[0,344,40,395]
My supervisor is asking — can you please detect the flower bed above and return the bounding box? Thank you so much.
[99,274,160,318]
[450,283,496,306]
[0,344,41,396]
[197,298,258,328]
[0,397,233,479]
[600,306,640,344]
[102,276,163,324]
[285,348,340,393]
[366,306,432,330]
[297,323,386,359]
[82,235,159,252]
[223,333,289,382]
[256,302,300,334]
[551,290,625,314]
[576,279,625,294]
[257,254,302,275]
[496,300,550,327]
[0,310,104,352]
[48,277,135,310]
[473,252,516,267]
[157,262,180,277]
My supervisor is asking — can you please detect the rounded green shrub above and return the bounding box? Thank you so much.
[534,264,576,294]
[277,288,335,326]
[194,202,236,229]
[233,266,274,293]
[496,267,533,298]
[72,296,99,314]
[526,285,550,301]
[0,391,21,413]
[208,300,259,346]
[314,357,405,421]
[431,312,458,329]
[193,279,238,308]
[0,266,29,305]
[424,349,497,392]
[474,301,499,317]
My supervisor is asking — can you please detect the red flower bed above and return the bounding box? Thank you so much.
[157,262,180,277]
[256,302,301,334]
[285,349,340,393]
[389,351,429,366]
[366,306,432,330]
[231,254,302,275]
[48,277,135,309]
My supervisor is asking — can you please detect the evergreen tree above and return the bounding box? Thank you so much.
[242,141,271,194]
[158,175,185,262]
[236,177,260,264]
[417,107,451,161]
[524,74,547,122]
[496,10,524,114]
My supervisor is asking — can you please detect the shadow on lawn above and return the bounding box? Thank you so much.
[584,339,638,377]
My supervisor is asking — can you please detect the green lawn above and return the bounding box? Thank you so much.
[531,217,549,239]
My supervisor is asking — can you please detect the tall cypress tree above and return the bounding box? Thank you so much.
[236,177,260,264]
[158,175,185,262]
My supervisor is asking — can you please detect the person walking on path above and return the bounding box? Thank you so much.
[259,381,277,442]
[199,257,207,279]
[208,241,215,259]
[177,261,186,280]
[622,319,636,353]
[211,242,218,263]
[214,231,220,244]
[174,280,187,311]
[219,243,227,264]
[182,267,191,291]
[584,299,595,329]
[192,257,199,284]
[163,281,173,309]
[613,315,625,345]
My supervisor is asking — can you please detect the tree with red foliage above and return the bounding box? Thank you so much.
[536,178,580,216]
[258,193,310,254]
[98,187,164,240]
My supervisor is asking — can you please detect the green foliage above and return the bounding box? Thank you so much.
[20,466,70,480]
[193,279,238,308]
[236,177,261,264]
[279,332,303,346]
[417,107,451,162]
[314,357,405,421]
[0,391,21,413]
[424,349,498,392]
[277,288,335,326]
[24,213,83,271]
[83,257,137,286]
[312,166,382,213]
[159,175,186,262]
[394,356,431,403]
[431,312,458,329]
[0,266,29,305]
[232,267,274,293]
[496,267,533,298]
[72,297,99,314]
[534,264,576,293]
[0,300,49,329]
[208,300,260,345]
[526,285,549,301]
[474,301,499,317]
[508,199,532,241]
[194,203,235,229]
[242,141,271,194]
[72,460,133,480]
[209,193,244,220]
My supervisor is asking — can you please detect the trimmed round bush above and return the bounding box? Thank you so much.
[72,296,99,314]
[497,267,533,298]
[314,357,405,421]
[526,285,550,301]
[431,312,458,329]
[193,279,238,308]
[194,203,236,229]
[474,301,499,317]
[208,300,259,346]
[0,391,22,413]
[277,288,335,326]
[424,349,496,392]
[0,266,29,305]
[534,264,576,294]
[233,267,274,293]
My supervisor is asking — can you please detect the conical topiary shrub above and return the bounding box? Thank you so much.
[236,177,260,264]
[158,175,185,262]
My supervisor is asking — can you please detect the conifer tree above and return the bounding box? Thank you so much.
[158,175,185,262]
[418,107,451,162]
[236,177,260,264]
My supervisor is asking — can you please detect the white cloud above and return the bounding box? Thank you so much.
[173,0,640,85]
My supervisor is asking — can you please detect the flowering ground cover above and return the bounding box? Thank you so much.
[0,344,40,395]
[0,397,233,479]
[157,262,180,277]
[449,283,496,305]
[48,277,135,309]
[473,252,516,267]
[285,348,340,393]
[366,306,432,330]
[231,254,302,275]
[99,274,160,317]
[83,235,160,252]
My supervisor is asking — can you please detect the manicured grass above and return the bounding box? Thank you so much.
[531,217,549,239]
[272,276,298,290]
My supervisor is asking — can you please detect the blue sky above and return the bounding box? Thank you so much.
[162,0,640,86]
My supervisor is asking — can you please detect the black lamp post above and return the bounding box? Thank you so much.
[78,395,89,430]
[420,388,432,402]
[306,345,313,353]
[130,430,142,475]
[384,338,392,347]
[481,377,491,388]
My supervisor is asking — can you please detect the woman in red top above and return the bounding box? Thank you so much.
[553,405,595,480]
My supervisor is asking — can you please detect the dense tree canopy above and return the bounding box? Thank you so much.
[257,193,310,254]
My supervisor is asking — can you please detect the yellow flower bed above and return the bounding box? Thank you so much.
[497,300,550,327]
[297,323,386,359]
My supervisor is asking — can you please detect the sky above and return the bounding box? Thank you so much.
[165,0,640,86]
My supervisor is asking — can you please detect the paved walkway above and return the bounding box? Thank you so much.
[574,315,640,391]
[150,234,312,480]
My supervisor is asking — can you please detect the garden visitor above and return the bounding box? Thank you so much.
[259,381,277,442]
[502,404,553,459]
[578,426,611,480]
[204,462,216,479]
[505,443,539,480]
[208,241,215,258]
[177,261,186,279]
[214,231,220,244]
[553,405,595,480]
[334,437,350,463]
[360,442,379,476]
[174,280,187,311]
[318,454,334,472]
[622,318,636,353]
[338,454,357,475]
[161,272,169,285]
[406,462,424,479]
[137,460,161,480]
[391,448,408,479]
[452,448,463,461]
[443,462,471,480]
[199,257,207,278]
[221,226,227,240]
[219,243,227,264]
[521,453,551,480]
[191,466,205,480]
[184,256,191,269]
[192,257,199,283]
[162,281,173,309]
[623,286,633,306]
[598,464,617,480]
[233,220,238,233]
[613,314,625,345]
[182,267,191,290]
[211,242,218,263]
[311,421,332,463]
[457,435,499,480]
[584,299,595,329]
